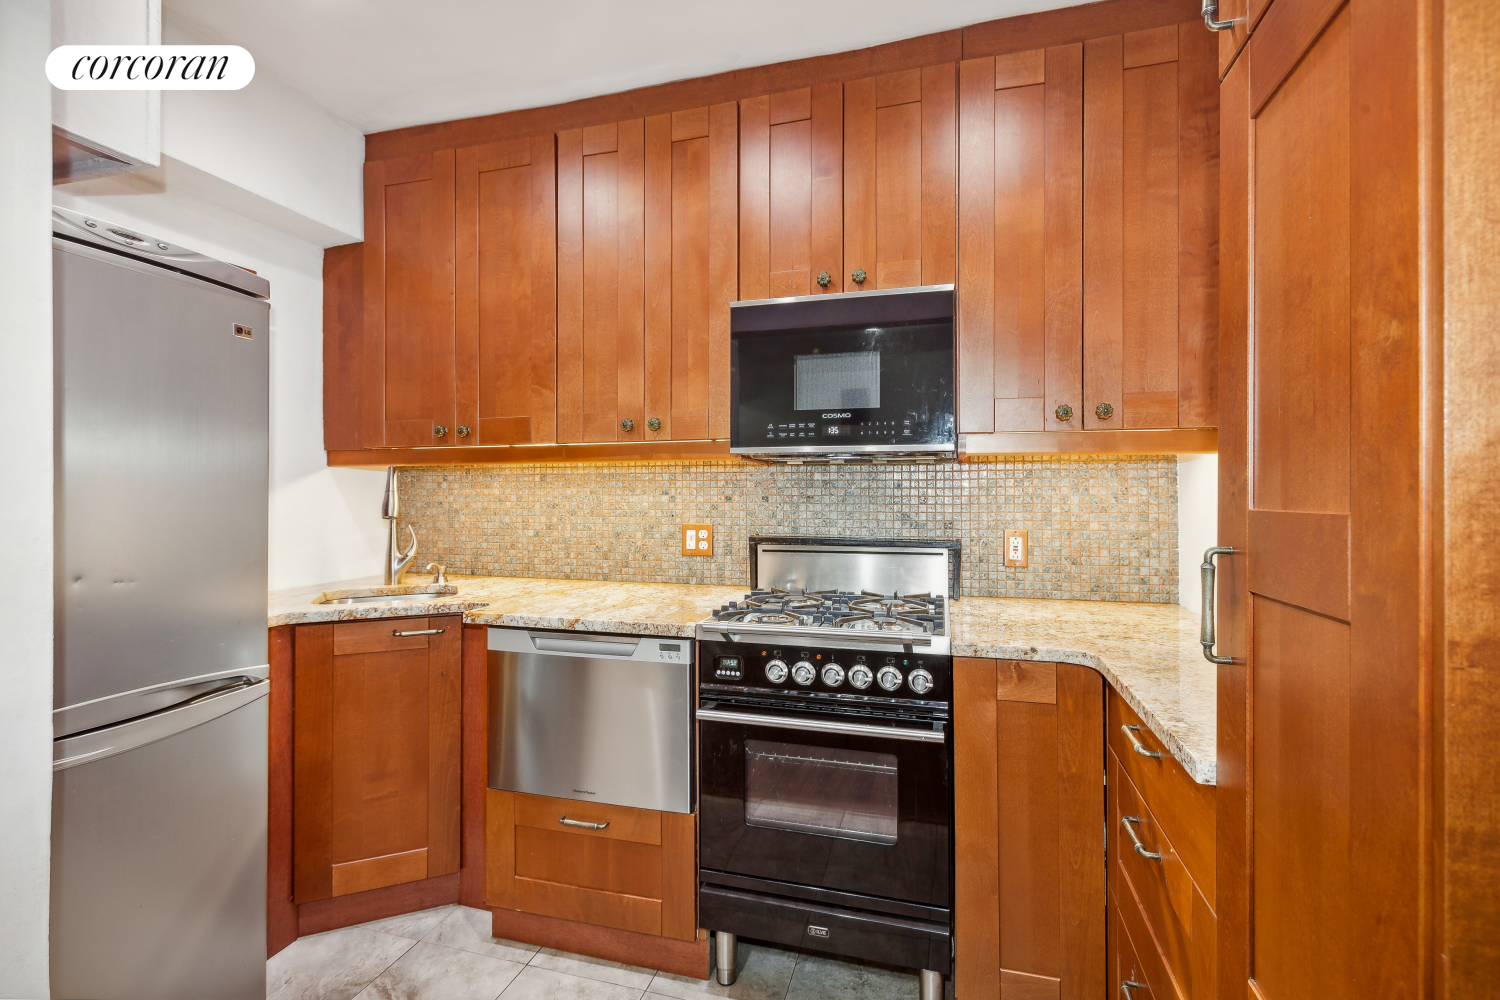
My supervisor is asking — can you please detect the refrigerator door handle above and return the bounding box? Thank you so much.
[54,671,270,771]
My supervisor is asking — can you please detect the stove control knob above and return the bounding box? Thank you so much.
[876,665,904,692]
[906,667,935,695]
[847,664,873,690]
[821,662,846,687]
[764,659,789,684]
[791,660,816,686]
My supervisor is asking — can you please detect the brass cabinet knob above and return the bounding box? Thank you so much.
[816,271,831,288]
[647,417,662,432]
[1054,404,1074,422]
[851,268,867,285]
[456,425,471,437]
[1095,403,1114,420]
[434,425,448,437]
[621,418,636,432]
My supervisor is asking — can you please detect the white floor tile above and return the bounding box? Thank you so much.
[645,941,797,1000]
[530,947,656,990]
[268,925,415,1000]
[423,906,543,963]
[355,940,526,1000]
[360,904,459,942]
[500,964,646,1000]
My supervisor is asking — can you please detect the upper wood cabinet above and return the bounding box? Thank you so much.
[957,24,1218,435]
[292,617,462,904]
[362,151,457,447]
[739,84,844,298]
[845,65,956,292]
[557,105,736,443]
[455,136,558,446]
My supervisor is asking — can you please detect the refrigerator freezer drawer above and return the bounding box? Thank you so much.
[51,695,268,1000]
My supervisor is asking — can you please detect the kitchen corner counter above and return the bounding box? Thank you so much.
[268,575,746,637]
[269,576,1216,784]
[950,598,1217,785]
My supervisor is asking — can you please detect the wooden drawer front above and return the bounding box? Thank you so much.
[515,826,662,899]
[331,847,428,896]
[513,792,662,846]
[513,876,662,936]
[1111,887,1159,1000]
[1109,750,1215,1000]
[1106,690,1215,901]
[333,616,455,655]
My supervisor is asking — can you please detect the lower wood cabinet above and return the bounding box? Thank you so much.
[954,658,1106,1000]
[1106,690,1216,1000]
[291,616,462,903]
[485,789,698,941]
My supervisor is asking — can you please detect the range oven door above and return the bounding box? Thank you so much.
[697,700,950,910]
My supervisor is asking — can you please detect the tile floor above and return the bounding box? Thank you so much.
[268,904,951,1000]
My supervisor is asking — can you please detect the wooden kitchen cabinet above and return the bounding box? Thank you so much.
[485,789,698,940]
[454,134,559,446]
[292,617,462,903]
[957,24,1218,435]
[1106,690,1216,999]
[954,657,1105,1000]
[361,151,458,447]
[557,104,736,443]
[843,65,956,292]
[739,84,844,298]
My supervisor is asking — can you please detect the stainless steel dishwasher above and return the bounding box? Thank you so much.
[487,628,694,813]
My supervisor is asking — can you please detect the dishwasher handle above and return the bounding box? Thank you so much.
[530,634,641,657]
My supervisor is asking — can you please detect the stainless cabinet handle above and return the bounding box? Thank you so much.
[393,628,445,636]
[1201,546,1236,664]
[560,816,609,831]
[1202,0,1235,31]
[1121,980,1147,999]
[1121,724,1161,759]
[697,707,946,743]
[1121,815,1162,861]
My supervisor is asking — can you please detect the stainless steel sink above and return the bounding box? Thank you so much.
[312,585,459,605]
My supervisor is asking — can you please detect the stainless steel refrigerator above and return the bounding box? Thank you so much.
[50,206,271,1000]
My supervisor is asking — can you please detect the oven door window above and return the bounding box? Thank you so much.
[744,740,898,846]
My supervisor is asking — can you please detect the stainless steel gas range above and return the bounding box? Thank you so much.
[694,539,957,1000]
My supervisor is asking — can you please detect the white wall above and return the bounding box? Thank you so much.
[0,0,56,994]
[53,177,387,589]
[51,0,161,166]
[1176,453,1220,614]
[161,16,362,245]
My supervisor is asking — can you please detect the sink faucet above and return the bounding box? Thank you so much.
[383,466,418,585]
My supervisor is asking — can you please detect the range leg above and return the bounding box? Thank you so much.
[919,969,944,1000]
[715,932,738,986]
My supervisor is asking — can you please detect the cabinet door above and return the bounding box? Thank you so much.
[456,136,558,445]
[362,151,457,447]
[957,47,1084,433]
[740,84,842,298]
[292,617,462,903]
[645,104,738,440]
[954,658,1104,1000]
[1218,0,1426,997]
[557,121,646,442]
[844,64,956,292]
[1081,23,1219,430]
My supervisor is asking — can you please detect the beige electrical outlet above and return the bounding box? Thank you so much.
[682,524,713,556]
[1004,529,1029,568]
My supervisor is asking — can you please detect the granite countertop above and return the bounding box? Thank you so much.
[269,575,1216,784]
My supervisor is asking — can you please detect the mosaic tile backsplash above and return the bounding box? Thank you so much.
[396,455,1179,603]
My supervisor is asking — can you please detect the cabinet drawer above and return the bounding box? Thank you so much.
[1107,690,1216,901]
[1111,885,1162,1000]
[1109,750,1215,1000]
[332,616,455,655]
[513,792,662,846]
[515,826,662,899]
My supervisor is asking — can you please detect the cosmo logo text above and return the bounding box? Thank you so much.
[46,46,255,90]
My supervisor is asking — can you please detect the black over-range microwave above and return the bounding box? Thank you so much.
[729,284,956,461]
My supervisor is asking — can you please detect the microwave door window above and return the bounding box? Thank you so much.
[794,351,881,411]
[743,739,899,846]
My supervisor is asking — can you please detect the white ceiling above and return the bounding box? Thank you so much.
[164,0,1084,135]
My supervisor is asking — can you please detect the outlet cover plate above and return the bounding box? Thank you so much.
[682,524,713,556]
[1004,529,1029,568]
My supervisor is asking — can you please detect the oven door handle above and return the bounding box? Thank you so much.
[696,707,947,743]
